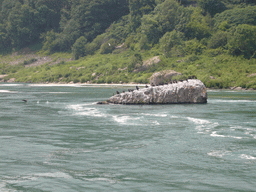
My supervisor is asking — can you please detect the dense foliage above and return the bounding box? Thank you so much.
[0,0,256,89]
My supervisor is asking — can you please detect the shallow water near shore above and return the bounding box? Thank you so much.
[0,83,256,191]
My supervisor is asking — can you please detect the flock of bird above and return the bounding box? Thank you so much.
[114,76,197,95]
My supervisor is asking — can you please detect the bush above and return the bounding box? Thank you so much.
[128,53,143,72]
[84,35,105,55]
[184,39,206,55]
[208,31,227,49]
[100,39,116,54]
[139,34,150,50]
[23,58,37,65]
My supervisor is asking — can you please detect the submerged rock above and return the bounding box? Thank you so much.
[98,79,207,105]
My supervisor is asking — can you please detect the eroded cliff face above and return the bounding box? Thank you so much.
[99,79,207,105]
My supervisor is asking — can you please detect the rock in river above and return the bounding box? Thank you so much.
[98,79,207,105]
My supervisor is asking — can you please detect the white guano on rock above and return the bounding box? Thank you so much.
[103,79,207,104]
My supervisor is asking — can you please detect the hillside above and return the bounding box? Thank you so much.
[0,0,256,89]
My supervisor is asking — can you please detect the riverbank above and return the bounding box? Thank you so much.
[0,82,255,91]
[1,48,256,90]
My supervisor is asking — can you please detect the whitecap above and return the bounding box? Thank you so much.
[33,172,71,179]
[187,117,210,124]
[67,104,106,117]
[152,120,160,125]
[207,150,229,158]
[240,154,256,160]
[2,175,37,184]
[187,117,219,133]
[83,177,117,183]
[142,113,167,117]
[209,99,256,103]
[112,115,141,125]
[210,131,243,139]
[229,136,243,139]
[78,109,106,117]
[0,90,10,93]
[210,131,226,138]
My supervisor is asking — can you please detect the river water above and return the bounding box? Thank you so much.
[0,84,256,191]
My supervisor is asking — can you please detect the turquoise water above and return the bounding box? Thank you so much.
[0,84,256,192]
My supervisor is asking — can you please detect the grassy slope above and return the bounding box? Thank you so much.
[1,46,256,89]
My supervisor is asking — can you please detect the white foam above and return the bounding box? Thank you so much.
[240,154,256,160]
[210,131,243,139]
[67,104,106,117]
[142,113,167,117]
[33,172,71,179]
[112,115,141,125]
[2,175,37,184]
[187,117,210,124]
[83,177,117,183]
[0,90,10,93]
[207,150,229,158]
[210,99,256,103]
[152,120,160,125]
[230,136,243,139]
[210,131,226,138]
[187,117,219,133]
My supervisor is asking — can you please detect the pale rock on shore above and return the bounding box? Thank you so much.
[98,79,207,104]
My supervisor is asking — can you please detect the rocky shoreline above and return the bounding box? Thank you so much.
[97,79,208,105]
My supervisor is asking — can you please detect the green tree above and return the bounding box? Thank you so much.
[72,36,87,60]
[140,14,161,44]
[227,24,256,58]
[159,30,185,57]
[129,0,156,31]
[41,30,58,53]
[185,8,212,40]
[7,3,37,48]
[214,6,256,29]
[197,0,226,17]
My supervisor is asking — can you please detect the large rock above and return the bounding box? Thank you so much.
[150,70,182,86]
[99,79,207,105]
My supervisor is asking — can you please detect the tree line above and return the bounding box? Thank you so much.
[1,0,256,59]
